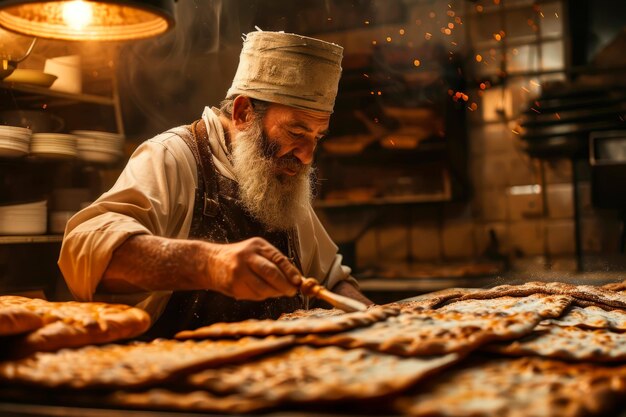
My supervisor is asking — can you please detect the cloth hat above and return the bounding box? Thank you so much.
[226,31,343,113]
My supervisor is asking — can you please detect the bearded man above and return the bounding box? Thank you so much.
[58,31,372,337]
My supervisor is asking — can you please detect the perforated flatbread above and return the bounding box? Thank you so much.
[486,324,626,362]
[187,346,461,403]
[299,311,541,356]
[278,308,344,321]
[458,281,626,310]
[0,296,151,357]
[176,306,399,340]
[439,294,573,318]
[0,336,295,389]
[395,356,626,417]
[542,305,626,331]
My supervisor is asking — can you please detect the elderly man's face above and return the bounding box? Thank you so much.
[230,101,330,231]
[262,103,330,173]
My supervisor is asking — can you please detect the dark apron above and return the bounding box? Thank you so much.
[145,120,303,338]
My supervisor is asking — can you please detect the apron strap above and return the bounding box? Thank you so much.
[179,120,220,217]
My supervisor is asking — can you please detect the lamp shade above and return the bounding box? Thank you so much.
[0,0,175,41]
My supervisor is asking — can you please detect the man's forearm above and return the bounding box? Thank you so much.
[99,235,301,302]
[99,235,212,293]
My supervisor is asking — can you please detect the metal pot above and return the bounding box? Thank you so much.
[0,59,16,79]
[0,38,37,81]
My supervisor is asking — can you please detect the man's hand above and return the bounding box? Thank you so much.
[205,237,302,301]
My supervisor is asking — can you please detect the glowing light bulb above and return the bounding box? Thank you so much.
[62,0,93,31]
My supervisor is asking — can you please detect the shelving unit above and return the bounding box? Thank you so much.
[314,192,452,209]
[0,235,63,245]
[0,81,115,106]
[0,54,124,297]
[0,70,125,136]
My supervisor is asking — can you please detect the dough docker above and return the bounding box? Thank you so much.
[298,277,368,313]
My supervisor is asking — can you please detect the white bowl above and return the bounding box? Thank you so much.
[44,55,82,94]
[76,137,123,150]
[0,126,32,136]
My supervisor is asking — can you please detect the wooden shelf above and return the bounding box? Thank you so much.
[318,140,447,159]
[473,34,563,51]
[0,82,115,106]
[0,235,63,245]
[314,192,451,208]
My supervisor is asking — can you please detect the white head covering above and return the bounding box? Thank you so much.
[226,31,343,113]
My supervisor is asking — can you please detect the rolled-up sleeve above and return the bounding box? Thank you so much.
[58,133,196,301]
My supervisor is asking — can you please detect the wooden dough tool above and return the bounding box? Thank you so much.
[299,277,368,312]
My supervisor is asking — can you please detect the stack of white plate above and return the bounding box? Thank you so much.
[30,133,77,159]
[49,210,76,234]
[0,200,47,235]
[0,126,32,158]
[72,130,124,164]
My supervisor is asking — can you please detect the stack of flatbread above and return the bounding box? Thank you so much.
[0,296,151,357]
[2,282,626,416]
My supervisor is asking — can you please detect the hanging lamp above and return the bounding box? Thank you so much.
[0,0,175,41]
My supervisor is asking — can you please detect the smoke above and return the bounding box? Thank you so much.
[117,0,250,137]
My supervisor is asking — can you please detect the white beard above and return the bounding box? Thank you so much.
[230,118,313,231]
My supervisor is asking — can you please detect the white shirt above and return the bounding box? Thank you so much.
[58,107,356,322]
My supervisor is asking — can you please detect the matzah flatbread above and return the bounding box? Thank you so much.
[299,311,541,356]
[187,346,461,403]
[382,299,445,313]
[175,306,399,340]
[602,281,626,292]
[395,356,625,417]
[439,294,572,318]
[458,281,626,310]
[486,324,626,362]
[394,288,480,311]
[0,336,295,389]
[278,308,344,320]
[542,305,626,331]
[108,389,275,414]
